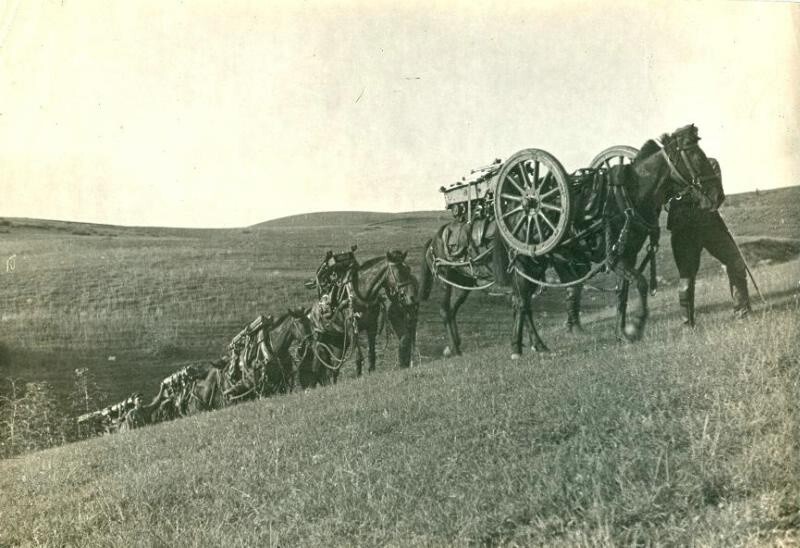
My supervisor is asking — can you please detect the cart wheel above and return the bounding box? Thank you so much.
[589,145,639,170]
[493,148,571,257]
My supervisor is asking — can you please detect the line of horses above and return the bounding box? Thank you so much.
[85,124,725,434]
[84,249,421,433]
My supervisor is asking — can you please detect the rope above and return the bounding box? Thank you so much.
[427,246,495,292]
[512,259,608,289]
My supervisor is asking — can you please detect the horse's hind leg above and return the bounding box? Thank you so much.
[440,285,465,357]
[449,289,470,354]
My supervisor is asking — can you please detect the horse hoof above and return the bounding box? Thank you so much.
[623,324,642,341]
[531,345,549,353]
[511,353,521,360]
[443,346,452,358]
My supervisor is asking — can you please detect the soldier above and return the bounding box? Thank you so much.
[121,393,147,431]
[666,159,751,326]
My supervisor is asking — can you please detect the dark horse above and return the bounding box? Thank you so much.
[494,125,724,358]
[420,212,586,358]
[304,249,419,387]
[156,309,312,416]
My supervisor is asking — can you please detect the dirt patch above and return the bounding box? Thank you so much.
[739,238,800,266]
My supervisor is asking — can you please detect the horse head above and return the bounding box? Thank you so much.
[633,124,724,211]
[384,250,419,311]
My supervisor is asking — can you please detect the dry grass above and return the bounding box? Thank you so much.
[0,187,798,545]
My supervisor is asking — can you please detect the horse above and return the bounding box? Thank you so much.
[259,307,313,395]
[304,249,419,387]
[494,124,724,358]
[419,213,585,358]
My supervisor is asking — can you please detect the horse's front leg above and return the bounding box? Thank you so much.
[354,334,364,377]
[616,279,630,340]
[388,303,417,368]
[614,257,648,341]
[521,283,549,353]
[367,321,377,373]
[510,280,526,359]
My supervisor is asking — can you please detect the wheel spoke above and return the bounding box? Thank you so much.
[525,216,533,244]
[533,214,544,243]
[539,186,561,200]
[511,214,526,236]
[505,175,525,195]
[538,210,556,232]
[500,193,523,202]
[502,206,523,219]
[516,163,531,190]
[539,202,562,213]
[533,161,541,190]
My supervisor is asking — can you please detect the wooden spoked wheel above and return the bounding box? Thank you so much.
[492,149,571,257]
[589,145,639,170]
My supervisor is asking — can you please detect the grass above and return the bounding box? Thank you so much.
[0,260,798,546]
[0,186,798,545]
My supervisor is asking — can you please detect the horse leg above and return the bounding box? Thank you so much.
[448,289,470,355]
[354,332,364,377]
[439,285,460,357]
[521,280,549,353]
[565,285,585,334]
[616,279,630,340]
[614,257,648,341]
[388,303,415,368]
[367,324,377,372]
[510,277,526,359]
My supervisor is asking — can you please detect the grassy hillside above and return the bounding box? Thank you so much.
[1,187,799,407]
[1,259,798,546]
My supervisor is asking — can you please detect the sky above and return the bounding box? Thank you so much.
[1,0,798,228]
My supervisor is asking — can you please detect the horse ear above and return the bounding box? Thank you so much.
[402,250,408,261]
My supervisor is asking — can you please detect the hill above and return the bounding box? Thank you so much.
[0,187,798,403]
[253,210,447,228]
[1,260,798,545]
[0,186,799,544]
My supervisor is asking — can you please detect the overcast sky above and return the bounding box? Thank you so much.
[1,0,798,227]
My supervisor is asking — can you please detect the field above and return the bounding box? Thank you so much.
[0,186,799,545]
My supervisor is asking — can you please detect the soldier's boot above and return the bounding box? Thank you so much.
[565,285,584,333]
[729,272,752,320]
[678,277,695,327]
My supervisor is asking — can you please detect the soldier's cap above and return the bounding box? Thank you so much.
[132,392,144,400]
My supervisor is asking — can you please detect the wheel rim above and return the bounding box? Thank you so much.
[589,145,639,170]
[492,149,570,257]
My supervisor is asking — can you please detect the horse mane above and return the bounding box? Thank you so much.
[635,140,661,164]
[358,255,386,272]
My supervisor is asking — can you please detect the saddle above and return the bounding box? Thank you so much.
[441,218,490,260]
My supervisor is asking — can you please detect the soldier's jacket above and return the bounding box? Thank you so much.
[666,198,725,233]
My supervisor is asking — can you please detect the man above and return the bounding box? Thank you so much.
[666,158,751,326]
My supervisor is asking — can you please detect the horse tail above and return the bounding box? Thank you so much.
[492,236,512,286]
[419,238,434,301]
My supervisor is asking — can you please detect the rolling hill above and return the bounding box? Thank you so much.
[0,186,799,545]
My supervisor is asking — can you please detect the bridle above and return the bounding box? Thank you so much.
[384,259,418,313]
[654,128,719,203]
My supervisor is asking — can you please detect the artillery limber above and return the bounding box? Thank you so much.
[485,125,724,355]
[77,393,139,434]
